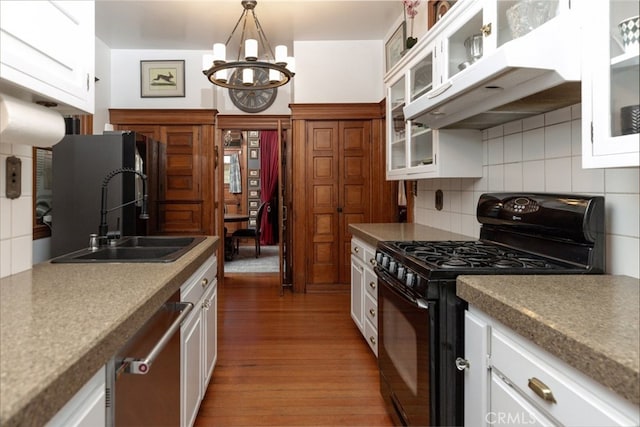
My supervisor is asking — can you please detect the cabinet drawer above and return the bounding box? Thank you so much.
[490,371,556,426]
[181,256,216,306]
[364,246,376,269]
[491,329,636,426]
[364,317,378,357]
[364,292,377,329]
[351,238,365,262]
[364,268,378,300]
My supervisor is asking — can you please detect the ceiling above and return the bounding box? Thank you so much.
[95,0,402,51]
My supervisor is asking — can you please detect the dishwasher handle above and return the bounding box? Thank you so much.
[121,301,193,375]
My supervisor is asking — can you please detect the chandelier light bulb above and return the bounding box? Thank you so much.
[215,69,228,83]
[242,68,254,85]
[275,45,287,65]
[269,69,281,83]
[245,39,258,61]
[202,54,214,71]
[213,43,226,64]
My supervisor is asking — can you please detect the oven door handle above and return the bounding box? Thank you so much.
[375,266,431,310]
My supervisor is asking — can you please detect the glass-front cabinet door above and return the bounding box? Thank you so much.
[441,0,566,84]
[409,50,434,102]
[582,0,639,168]
[387,76,407,177]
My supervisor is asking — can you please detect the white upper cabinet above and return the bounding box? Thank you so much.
[0,1,95,114]
[581,0,639,168]
[389,0,580,131]
[386,38,482,180]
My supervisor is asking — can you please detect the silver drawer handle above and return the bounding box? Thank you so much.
[455,357,469,371]
[201,277,209,288]
[369,336,376,345]
[121,302,193,375]
[368,281,376,290]
[528,377,557,403]
[369,258,377,267]
[354,247,360,253]
[369,308,376,317]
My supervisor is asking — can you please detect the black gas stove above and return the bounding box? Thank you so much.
[375,193,605,427]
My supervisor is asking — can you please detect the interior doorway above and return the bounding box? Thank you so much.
[215,116,292,290]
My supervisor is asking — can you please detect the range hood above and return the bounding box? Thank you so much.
[404,13,581,130]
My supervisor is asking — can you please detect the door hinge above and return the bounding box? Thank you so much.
[590,122,594,143]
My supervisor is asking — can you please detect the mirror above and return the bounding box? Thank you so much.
[32,147,53,239]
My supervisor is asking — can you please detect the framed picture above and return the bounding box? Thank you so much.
[248,169,259,177]
[249,189,260,198]
[248,200,259,208]
[385,22,406,72]
[249,178,260,188]
[248,131,259,137]
[140,60,185,98]
[249,139,260,148]
[249,148,259,159]
[249,209,258,218]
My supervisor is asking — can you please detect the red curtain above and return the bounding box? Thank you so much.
[259,130,278,244]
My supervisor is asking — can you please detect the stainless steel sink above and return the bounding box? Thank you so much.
[51,236,206,263]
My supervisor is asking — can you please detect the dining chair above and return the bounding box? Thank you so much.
[231,202,266,258]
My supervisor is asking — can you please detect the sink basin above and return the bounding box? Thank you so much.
[51,236,206,263]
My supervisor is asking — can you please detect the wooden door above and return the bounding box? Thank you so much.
[306,120,370,285]
[158,125,203,233]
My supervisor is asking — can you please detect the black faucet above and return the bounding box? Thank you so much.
[98,168,149,239]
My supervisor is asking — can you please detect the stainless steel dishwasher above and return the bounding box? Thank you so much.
[106,289,193,426]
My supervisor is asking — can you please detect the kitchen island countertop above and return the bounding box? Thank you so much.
[457,274,640,406]
[0,236,218,427]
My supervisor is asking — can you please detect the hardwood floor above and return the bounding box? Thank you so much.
[194,273,393,426]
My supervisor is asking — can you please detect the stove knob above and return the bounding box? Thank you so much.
[397,265,405,280]
[389,261,397,274]
[406,272,415,287]
[381,256,390,268]
[376,252,383,264]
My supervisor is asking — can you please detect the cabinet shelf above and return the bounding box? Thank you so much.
[611,51,639,70]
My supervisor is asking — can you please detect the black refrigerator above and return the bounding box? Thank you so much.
[51,131,158,257]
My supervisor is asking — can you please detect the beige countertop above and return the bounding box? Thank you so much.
[0,237,218,427]
[349,222,475,247]
[457,274,640,405]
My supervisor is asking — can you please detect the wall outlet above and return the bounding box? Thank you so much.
[5,156,21,199]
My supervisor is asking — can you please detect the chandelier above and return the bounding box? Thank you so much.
[202,0,294,90]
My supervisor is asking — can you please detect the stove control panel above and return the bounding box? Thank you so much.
[504,197,539,214]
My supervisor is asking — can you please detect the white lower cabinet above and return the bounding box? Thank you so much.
[181,255,218,427]
[350,237,378,356]
[464,307,639,426]
[45,367,106,427]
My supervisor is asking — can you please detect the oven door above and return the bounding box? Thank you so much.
[377,267,437,426]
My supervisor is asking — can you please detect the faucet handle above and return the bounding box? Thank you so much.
[106,230,121,243]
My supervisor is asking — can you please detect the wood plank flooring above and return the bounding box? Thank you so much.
[194,273,393,426]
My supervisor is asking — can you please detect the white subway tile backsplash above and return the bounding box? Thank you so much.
[504,133,523,163]
[503,119,523,136]
[504,163,523,192]
[606,194,640,238]
[0,240,10,279]
[461,191,476,214]
[523,114,545,131]
[571,119,582,156]
[487,125,504,139]
[607,235,640,279]
[10,235,32,275]
[545,122,572,158]
[522,160,545,191]
[545,158,572,192]
[605,167,640,193]
[10,196,32,238]
[412,105,639,278]
[571,156,605,193]
[488,137,504,165]
[0,197,10,241]
[545,106,572,125]
[449,191,461,213]
[488,164,505,191]
[522,128,545,160]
